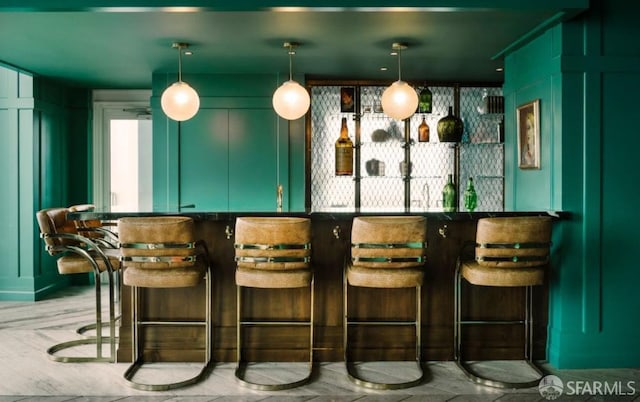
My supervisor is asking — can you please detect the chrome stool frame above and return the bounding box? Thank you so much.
[453,216,552,389]
[235,276,315,390]
[68,204,122,341]
[234,217,314,391]
[343,216,427,390]
[37,208,118,363]
[119,218,212,391]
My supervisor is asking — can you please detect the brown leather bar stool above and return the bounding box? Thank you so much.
[36,207,119,363]
[118,216,212,391]
[234,217,314,390]
[344,216,427,389]
[454,216,552,389]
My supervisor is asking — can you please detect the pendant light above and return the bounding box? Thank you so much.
[272,42,310,120]
[381,43,419,121]
[161,42,200,122]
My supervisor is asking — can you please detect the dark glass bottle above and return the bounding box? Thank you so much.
[418,117,430,142]
[437,106,464,142]
[442,174,456,212]
[463,177,478,212]
[335,117,354,176]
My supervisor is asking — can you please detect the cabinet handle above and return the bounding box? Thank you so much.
[225,225,234,240]
[438,224,449,239]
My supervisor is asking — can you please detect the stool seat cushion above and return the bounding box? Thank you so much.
[235,217,311,270]
[57,254,120,275]
[346,264,423,288]
[124,263,205,288]
[460,261,544,287]
[236,267,312,288]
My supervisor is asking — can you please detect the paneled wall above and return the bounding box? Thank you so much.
[0,64,91,300]
[503,0,640,368]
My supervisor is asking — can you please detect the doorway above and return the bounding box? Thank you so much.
[92,90,152,212]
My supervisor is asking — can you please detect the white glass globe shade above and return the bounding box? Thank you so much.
[161,81,200,121]
[381,80,419,120]
[272,80,311,120]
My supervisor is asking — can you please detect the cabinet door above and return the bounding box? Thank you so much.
[228,108,279,211]
[179,109,230,211]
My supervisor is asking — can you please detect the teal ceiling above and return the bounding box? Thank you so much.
[0,1,588,88]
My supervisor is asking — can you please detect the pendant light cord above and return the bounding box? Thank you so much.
[288,45,294,81]
[397,47,402,82]
[178,45,183,83]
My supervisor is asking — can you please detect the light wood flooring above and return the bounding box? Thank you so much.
[0,285,638,401]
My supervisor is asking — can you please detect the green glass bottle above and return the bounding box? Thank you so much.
[418,87,432,114]
[442,174,456,212]
[464,177,478,212]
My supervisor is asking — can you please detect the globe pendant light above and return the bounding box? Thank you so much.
[272,42,310,120]
[381,43,419,121]
[161,42,200,122]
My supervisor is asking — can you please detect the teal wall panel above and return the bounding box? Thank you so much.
[228,108,279,211]
[179,109,230,211]
[504,0,640,368]
[0,64,91,300]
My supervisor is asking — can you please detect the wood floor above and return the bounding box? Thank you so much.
[0,285,638,401]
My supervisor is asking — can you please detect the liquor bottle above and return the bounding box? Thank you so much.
[463,177,478,212]
[418,87,432,114]
[418,116,430,142]
[442,174,456,212]
[335,117,354,176]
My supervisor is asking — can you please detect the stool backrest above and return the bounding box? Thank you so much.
[475,216,552,268]
[351,216,427,268]
[36,208,79,252]
[68,204,102,239]
[118,216,198,269]
[234,217,311,270]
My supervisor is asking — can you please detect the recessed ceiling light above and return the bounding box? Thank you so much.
[380,67,388,71]
[496,67,503,72]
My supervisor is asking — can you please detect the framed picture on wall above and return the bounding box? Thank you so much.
[517,99,540,169]
[340,87,355,113]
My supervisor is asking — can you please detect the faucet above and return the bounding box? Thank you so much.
[277,184,283,212]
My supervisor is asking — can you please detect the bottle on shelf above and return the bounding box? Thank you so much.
[418,87,432,114]
[442,174,456,212]
[418,116,430,142]
[335,117,354,176]
[463,177,478,212]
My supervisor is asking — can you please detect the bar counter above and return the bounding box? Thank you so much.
[70,210,564,363]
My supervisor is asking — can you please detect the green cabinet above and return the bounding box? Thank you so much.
[152,73,303,213]
[179,107,280,211]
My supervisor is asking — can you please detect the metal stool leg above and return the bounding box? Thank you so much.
[343,269,424,390]
[235,279,314,390]
[123,267,212,391]
[47,265,117,363]
[454,260,545,389]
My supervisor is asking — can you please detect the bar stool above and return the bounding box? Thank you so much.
[118,216,212,391]
[36,207,119,363]
[344,216,427,389]
[68,204,121,338]
[454,216,552,389]
[234,217,314,390]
